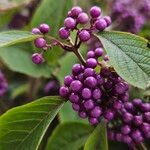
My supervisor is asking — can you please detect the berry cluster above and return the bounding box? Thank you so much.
[31,23,50,64]
[108,99,150,148]
[59,49,129,125]
[59,6,111,41]
[110,0,150,33]
[0,71,8,97]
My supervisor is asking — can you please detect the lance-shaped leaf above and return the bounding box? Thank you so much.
[46,122,93,150]
[97,31,150,89]
[0,96,65,150]
[0,31,40,48]
[84,121,108,150]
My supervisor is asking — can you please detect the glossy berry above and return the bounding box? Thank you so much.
[82,88,92,99]
[70,80,82,92]
[32,28,41,34]
[77,12,89,24]
[89,117,99,125]
[79,30,91,42]
[64,17,76,29]
[86,58,97,68]
[69,93,79,103]
[59,27,70,39]
[71,6,82,17]
[32,53,43,64]
[84,100,95,110]
[39,23,50,34]
[72,64,83,75]
[34,38,46,48]
[103,16,112,27]
[93,88,102,100]
[72,103,80,111]
[84,68,95,77]
[59,86,69,98]
[90,106,102,118]
[64,75,73,86]
[90,6,101,18]
[95,19,107,31]
[87,51,95,58]
[121,125,131,135]
[79,111,87,118]
[95,48,103,57]
[84,76,97,88]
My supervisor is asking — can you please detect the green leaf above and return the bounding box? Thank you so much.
[0,31,40,48]
[59,102,88,124]
[46,122,93,150]
[97,31,150,89]
[0,46,52,78]
[84,121,108,150]
[0,96,65,150]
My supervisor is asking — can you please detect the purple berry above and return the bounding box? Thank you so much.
[113,101,122,109]
[32,53,43,64]
[34,38,46,48]
[70,80,82,92]
[122,135,132,144]
[69,93,79,103]
[90,106,102,118]
[103,16,112,27]
[84,99,94,110]
[59,27,70,39]
[89,117,99,125]
[87,51,95,58]
[123,113,133,123]
[95,48,103,57]
[143,112,150,122]
[104,110,114,121]
[132,98,142,107]
[84,76,97,88]
[93,88,102,100]
[72,64,84,75]
[115,83,127,94]
[79,111,87,118]
[116,133,123,142]
[133,115,143,126]
[141,103,150,112]
[64,75,73,86]
[84,68,95,77]
[96,74,104,85]
[131,130,142,140]
[72,103,80,111]
[86,58,97,68]
[64,17,76,29]
[39,23,50,34]
[77,73,84,81]
[90,6,101,18]
[95,19,107,31]
[79,30,91,42]
[82,88,92,99]
[32,28,41,34]
[103,55,109,61]
[59,86,69,97]
[140,123,150,133]
[77,12,89,24]
[124,102,134,111]
[121,125,131,135]
[71,6,82,17]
